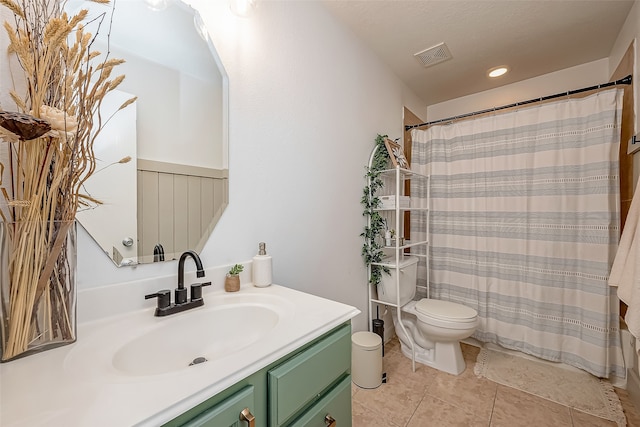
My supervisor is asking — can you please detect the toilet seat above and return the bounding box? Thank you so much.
[415,299,477,321]
[414,299,478,329]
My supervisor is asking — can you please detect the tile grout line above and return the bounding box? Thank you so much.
[477,357,498,427]
[568,406,576,427]
[403,386,430,427]
[486,384,497,427]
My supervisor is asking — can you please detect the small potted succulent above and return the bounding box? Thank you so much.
[225,264,244,292]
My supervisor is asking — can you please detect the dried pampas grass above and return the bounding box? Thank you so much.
[0,0,134,361]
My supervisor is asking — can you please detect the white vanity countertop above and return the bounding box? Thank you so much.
[0,283,359,427]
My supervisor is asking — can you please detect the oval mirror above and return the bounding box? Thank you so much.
[68,0,229,266]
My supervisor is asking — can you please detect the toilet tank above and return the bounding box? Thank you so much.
[376,256,418,306]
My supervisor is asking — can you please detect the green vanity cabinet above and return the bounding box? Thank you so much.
[287,376,351,427]
[181,385,255,427]
[163,323,352,427]
[268,324,350,426]
[163,374,264,427]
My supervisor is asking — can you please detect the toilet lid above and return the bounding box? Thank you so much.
[415,299,477,321]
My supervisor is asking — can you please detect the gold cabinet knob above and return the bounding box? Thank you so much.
[325,414,336,427]
[240,407,255,427]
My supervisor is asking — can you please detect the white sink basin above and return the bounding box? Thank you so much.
[112,304,280,376]
[2,285,360,427]
[64,292,293,380]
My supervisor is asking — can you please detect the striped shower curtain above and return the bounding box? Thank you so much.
[410,88,625,378]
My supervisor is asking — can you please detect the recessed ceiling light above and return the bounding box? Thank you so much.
[488,66,509,78]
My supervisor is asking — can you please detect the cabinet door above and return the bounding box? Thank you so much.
[268,324,351,427]
[181,385,255,427]
[289,376,352,427]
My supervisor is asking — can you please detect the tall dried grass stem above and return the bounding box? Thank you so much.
[0,0,129,360]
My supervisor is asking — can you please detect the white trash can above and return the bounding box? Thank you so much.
[351,331,382,389]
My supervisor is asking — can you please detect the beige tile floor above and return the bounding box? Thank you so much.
[352,338,640,427]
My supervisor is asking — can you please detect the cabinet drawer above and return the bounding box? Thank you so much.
[181,385,254,427]
[289,375,352,427]
[268,324,351,427]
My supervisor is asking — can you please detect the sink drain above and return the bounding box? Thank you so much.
[189,356,207,366]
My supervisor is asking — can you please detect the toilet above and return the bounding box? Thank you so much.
[377,256,478,375]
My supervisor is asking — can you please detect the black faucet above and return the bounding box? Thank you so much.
[145,250,210,316]
[178,250,205,289]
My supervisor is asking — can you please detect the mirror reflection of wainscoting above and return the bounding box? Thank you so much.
[137,159,228,264]
[67,0,230,267]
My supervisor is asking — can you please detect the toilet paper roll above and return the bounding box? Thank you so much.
[253,255,272,287]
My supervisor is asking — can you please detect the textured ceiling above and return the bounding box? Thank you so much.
[322,0,635,106]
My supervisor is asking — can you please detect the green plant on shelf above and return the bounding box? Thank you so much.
[361,134,391,287]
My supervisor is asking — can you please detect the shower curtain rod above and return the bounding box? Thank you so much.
[405,74,632,131]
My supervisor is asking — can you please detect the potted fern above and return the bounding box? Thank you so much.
[225,264,244,292]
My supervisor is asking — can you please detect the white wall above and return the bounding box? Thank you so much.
[113,49,224,169]
[427,58,610,123]
[16,0,426,333]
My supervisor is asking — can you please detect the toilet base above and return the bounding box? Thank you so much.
[398,338,467,375]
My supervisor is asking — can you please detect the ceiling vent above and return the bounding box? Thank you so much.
[414,42,452,68]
